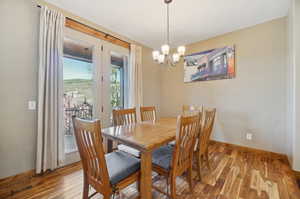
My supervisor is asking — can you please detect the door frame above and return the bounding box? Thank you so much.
[60,27,130,166]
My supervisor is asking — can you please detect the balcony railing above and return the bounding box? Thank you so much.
[64,101,93,135]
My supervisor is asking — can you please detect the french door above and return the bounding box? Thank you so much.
[61,27,129,166]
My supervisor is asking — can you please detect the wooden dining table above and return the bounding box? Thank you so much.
[102,117,178,199]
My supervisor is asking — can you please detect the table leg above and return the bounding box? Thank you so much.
[103,138,113,153]
[140,151,152,199]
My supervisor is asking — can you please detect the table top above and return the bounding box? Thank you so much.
[102,117,177,152]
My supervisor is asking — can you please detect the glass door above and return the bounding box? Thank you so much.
[60,27,129,166]
[100,42,129,128]
[61,27,102,166]
[63,38,94,154]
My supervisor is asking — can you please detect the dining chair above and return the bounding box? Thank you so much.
[169,105,204,146]
[182,104,193,113]
[118,106,157,157]
[112,108,137,126]
[182,104,204,145]
[113,108,141,157]
[151,114,200,199]
[195,108,216,181]
[140,106,157,122]
[72,116,141,199]
[182,105,203,116]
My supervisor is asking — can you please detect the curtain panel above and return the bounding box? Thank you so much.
[36,6,65,174]
[126,44,143,121]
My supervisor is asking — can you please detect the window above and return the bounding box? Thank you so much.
[110,54,124,109]
[63,38,94,154]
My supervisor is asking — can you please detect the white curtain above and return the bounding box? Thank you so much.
[36,6,65,174]
[126,44,143,121]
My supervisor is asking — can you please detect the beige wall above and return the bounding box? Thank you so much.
[142,47,161,114]
[287,0,294,169]
[294,0,300,171]
[160,18,288,154]
[0,0,160,178]
[0,0,39,179]
[288,0,300,171]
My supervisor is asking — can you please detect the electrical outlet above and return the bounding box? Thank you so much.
[246,133,253,140]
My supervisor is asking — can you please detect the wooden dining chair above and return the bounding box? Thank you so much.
[169,105,204,146]
[182,105,203,116]
[182,104,204,145]
[182,104,193,113]
[151,114,200,199]
[72,117,141,199]
[195,108,216,180]
[112,108,137,126]
[140,106,157,122]
[112,108,141,157]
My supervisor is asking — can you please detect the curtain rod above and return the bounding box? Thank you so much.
[36,4,131,47]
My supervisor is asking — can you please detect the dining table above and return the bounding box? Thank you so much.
[102,117,178,199]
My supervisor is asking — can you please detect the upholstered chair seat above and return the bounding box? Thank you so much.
[106,151,140,185]
[152,145,173,171]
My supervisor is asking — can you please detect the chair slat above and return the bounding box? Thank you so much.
[112,108,137,126]
[140,106,156,122]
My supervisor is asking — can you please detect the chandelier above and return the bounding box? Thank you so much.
[152,0,186,66]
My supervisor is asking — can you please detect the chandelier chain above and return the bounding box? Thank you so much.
[167,3,170,45]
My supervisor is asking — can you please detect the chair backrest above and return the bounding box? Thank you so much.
[72,117,111,194]
[182,105,203,116]
[140,106,156,122]
[182,105,193,113]
[112,108,137,126]
[182,105,204,144]
[172,114,200,175]
[198,108,216,155]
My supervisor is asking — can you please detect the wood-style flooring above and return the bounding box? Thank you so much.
[3,141,300,199]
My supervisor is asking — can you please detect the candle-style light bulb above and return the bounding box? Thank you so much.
[158,54,165,64]
[177,46,186,56]
[161,44,170,55]
[152,50,160,61]
[172,53,180,63]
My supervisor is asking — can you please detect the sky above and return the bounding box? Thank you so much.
[63,57,92,80]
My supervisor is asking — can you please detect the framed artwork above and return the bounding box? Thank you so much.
[184,45,235,83]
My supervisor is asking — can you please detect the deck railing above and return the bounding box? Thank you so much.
[64,102,93,135]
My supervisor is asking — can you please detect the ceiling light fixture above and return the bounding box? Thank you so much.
[152,0,185,67]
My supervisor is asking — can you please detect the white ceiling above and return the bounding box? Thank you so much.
[46,0,289,49]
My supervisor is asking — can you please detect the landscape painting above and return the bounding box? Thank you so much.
[183,46,235,83]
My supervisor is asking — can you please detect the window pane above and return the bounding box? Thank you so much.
[110,65,123,109]
[63,40,94,154]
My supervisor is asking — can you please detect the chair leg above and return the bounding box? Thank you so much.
[137,180,141,192]
[103,194,111,199]
[187,165,194,193]
[166,176,170,197]
[205,151,211,170]
[196,152,202,181]
[170,176,177,199]
[83,176,89,199]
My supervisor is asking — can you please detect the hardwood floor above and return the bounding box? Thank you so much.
[2,141,300,199]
